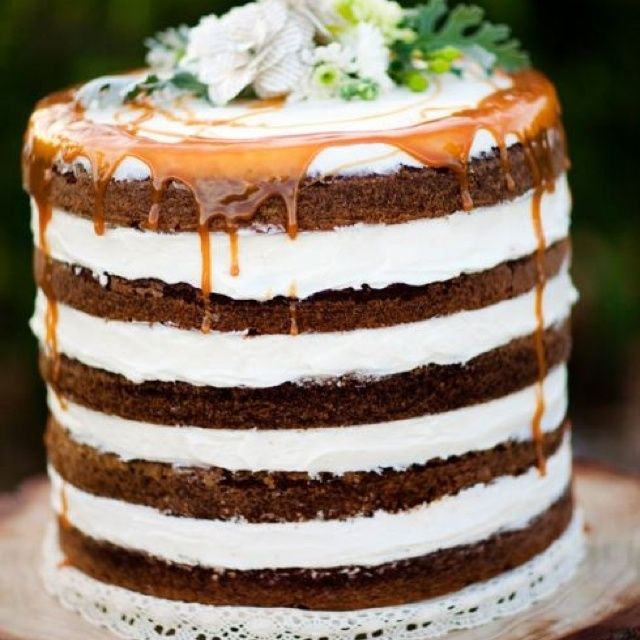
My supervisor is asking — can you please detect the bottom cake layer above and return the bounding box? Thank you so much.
[42,512,585,640]
[55,490,574,610]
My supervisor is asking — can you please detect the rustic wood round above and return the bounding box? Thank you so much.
[0,462,638,640]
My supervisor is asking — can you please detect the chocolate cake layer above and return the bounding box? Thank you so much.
[37,241,569,334]
[48,133,566,232]
[57,490,573,610]
[42,323,571,429]
[48,419,567,522]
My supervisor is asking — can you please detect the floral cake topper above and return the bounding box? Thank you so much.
[123,0,529,106]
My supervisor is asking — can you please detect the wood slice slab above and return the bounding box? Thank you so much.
[0,462,638,640]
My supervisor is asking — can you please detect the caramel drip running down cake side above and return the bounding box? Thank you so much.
[25,1,582,634]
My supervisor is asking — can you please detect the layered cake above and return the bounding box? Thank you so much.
[25,1,583,637]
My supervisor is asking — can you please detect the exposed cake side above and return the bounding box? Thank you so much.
[26,48,578,619]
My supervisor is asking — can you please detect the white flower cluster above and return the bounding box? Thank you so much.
[144,0,402,105]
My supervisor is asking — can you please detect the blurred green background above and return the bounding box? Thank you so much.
[0,0,638,489]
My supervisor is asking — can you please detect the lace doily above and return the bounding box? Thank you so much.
[42,513,584,640]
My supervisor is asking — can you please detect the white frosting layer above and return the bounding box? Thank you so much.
[32,176,571,301]
[32,269,575,388]
[49,437,572,570]
[49,366,568,473]
[69,67,513,179]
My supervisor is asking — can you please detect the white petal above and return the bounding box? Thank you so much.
[187,15,222,58]
[207,68,255,105]
[196,53,248,84]
[254,55,310,98]
[223,0,288,49]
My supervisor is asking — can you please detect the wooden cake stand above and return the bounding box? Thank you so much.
[0,462,638,640]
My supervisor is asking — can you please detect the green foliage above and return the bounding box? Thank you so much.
[171,71,209,97]
[390,0,529,88]
[339,77,381,100]
[125,71,209,103]
[410,0,529,69]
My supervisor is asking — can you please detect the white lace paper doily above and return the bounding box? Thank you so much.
[42,513,584,640]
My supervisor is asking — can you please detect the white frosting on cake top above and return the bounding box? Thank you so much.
[80,64,511,142]
[68,63,514,179]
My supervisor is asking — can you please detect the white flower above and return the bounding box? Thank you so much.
[340,22,393,90]
[286,0,339,38]
[311,42,354,69]
[295,21,393,101]
[145,26,190,70]
[334,0,404,41]
[184,0,316,105]
[146,48,176,71]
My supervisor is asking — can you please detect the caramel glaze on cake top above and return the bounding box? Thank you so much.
[24,69,568,473]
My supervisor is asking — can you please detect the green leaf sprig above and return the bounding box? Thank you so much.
[389,0,530,92]
[125,25,209,104]
[124,71,209,104]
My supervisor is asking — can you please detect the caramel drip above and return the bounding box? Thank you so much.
[25,135,61,382]
[91,154,112,235]
[147,177,165,230]
[59,483,70,530]
[289,302,299,337]
[494,134,516,192]
[457,167,473,211]
[522,129,559,475]
[198,223,212,333]
[530,187,548,475]
[44,292,59,378]
[279,180,300,239]
[228,226,240,277]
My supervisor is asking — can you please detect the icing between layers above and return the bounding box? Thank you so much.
[48,367,568,474]
[49,437,572,570]
[32,269,575,388]
[31,178,570,300]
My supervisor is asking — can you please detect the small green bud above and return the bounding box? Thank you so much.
[340,79,380,101]
[359,80,380,101]
[429,58,452,74]
[429,46,461,62]
[314,64,341,88]
[405,70,429,92]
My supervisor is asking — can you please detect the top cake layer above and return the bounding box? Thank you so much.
[24,60,564,238]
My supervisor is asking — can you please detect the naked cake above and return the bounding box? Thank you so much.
[25,1,583,637]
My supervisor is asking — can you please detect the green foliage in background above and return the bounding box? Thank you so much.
[0,0,638,407]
